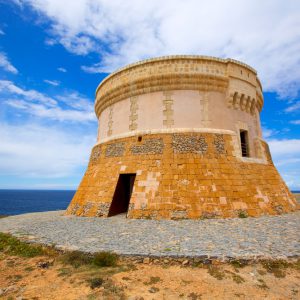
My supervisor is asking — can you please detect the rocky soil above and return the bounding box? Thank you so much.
[0,253,299,300]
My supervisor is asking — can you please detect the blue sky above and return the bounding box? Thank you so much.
[0,0,299,190]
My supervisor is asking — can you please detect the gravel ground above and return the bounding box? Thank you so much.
[0,211,299,259]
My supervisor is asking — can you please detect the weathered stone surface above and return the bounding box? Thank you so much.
[131,138,164,155]
[172,134,208,154]
[96,203,110,217]
[213,134,225,154]
[105,142,125,157]
[90,145,101,162]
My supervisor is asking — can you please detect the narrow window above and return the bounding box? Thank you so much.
[138,136,142,142]
[240,130,249,157]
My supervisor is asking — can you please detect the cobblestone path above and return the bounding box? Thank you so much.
[0,211,299,259]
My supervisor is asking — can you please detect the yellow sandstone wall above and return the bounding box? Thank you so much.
[66,132,297,219]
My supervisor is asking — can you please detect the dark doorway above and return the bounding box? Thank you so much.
[240,130,249,157]
[108,174,136,217]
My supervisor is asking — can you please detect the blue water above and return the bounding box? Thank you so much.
[0,190,75,216]
[0,189,298,216]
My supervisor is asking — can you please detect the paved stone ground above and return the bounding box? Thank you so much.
[0,211,299,260]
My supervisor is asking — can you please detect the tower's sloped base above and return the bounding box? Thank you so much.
[66,132,297,219]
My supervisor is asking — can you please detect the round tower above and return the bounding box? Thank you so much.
[66,56,297,219]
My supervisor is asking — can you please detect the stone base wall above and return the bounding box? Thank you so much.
[66,133,297,219]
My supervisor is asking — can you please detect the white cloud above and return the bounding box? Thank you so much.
[6,100,95,122]
[56,92,92,111]
[268,139,300,156]
[285,101,300,113]
[44,79,60,86]
[291,120,300,125]
[0,80,57,106]
[0,122,95,177]
[0,52,18,74]
[0,29,4,35]
[262,127,278,139]
[57,67,67,72]
[21,0,300,98]
[45,38,56,46]
[268,138,300,190]
[0,80,95,122]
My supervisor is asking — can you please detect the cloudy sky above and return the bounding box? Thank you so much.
[0,0,299,190]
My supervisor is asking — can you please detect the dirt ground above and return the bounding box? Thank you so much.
[0,254,299,300]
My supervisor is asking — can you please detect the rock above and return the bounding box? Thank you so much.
[203,259,212,265]
[149,287,159,293]
[0,289,4,296]
[37,259,54,269]
[143,257,150,264]
[154,259,160,264]
[182,260,189,266]
[163,259,169,264]
[5,285,19,294]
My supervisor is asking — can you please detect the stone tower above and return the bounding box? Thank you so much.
[66,56,297,219]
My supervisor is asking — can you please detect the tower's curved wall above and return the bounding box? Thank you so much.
[66,56,297,219]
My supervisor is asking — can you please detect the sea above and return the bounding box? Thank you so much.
[0,189,75,216]
[0,189,299,216]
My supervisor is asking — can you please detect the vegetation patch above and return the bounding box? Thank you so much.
[24,266,34,272]
[229,259,249,268]
[102,278,125,298]
[225,270,245,283]
[293,258,300,270]
[58,267,72,277]
[237,210,248,218]
[93,251,118,267]
[0,232,48,257]
[257,278,269,289]
[188,292,202,300]
[88,277,104,289]
[60,250,93,268]
[144,276,161,285]
[207,266,225,280]
[60,250,118,268]
[231,273,245,284]
[261,259,290,278]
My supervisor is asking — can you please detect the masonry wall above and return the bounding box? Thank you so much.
[66,132,297,219]
[98,90,261,157]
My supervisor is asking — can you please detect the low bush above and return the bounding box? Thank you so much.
[60,250,118,268]
[60,250,93,268]
[92,251,118,267]
[88,277,104,289]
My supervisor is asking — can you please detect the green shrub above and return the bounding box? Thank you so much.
[60,250,92,268]
[89,277,104,289]
[237,210,248,218]
[92,251,118,267]
[261,259,289,278]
